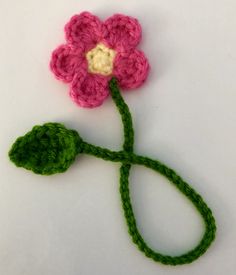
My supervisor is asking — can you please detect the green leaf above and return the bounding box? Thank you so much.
[9,123,83,175]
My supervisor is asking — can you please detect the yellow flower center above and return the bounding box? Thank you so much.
[86,43,116,76]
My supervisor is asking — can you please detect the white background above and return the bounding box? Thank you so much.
[0,0,236,274]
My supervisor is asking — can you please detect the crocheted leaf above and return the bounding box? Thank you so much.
[9,123,82,175]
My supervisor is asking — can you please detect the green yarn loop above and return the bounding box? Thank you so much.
[8,78,216,265]
[98,78,216,265]
[81,143,216,265]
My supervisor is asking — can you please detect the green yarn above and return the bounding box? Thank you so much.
[8,78,216,265]
[83,78,216,265]
[109,78,134,153]
[81,143,216,265]
[9,123,83,175]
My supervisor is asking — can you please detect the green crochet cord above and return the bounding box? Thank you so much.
[9,77,216,265]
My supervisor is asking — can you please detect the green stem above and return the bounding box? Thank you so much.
[82,78,216,265]
[109,78,141,264]
[109,78,134,152]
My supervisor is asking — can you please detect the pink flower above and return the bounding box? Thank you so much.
[50,12,150,108]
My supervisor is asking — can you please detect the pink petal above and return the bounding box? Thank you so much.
[50,44,86,83]
[70,72,110,108]
[113,49,150,89]
[65,12,103,51]
[103,14,142,51]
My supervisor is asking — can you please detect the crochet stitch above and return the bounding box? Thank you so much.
[86,43,116,76]
[9,12,217,266]
[9,78,216,265]
[50,12,149,108]
[9,123,82,175]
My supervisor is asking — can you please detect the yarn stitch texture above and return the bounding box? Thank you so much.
[9,123,82,175]
[9,79,216,265]
[9,12,217,266]
[50,11,149,108]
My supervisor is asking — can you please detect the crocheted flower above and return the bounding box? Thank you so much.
[50,12,150,108]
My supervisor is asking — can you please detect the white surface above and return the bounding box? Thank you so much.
[0,0,236,274]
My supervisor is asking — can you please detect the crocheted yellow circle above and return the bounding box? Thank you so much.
[86,43,116,76]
